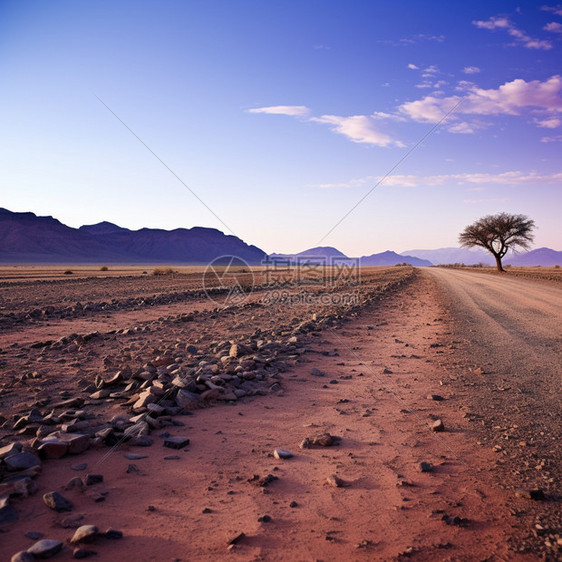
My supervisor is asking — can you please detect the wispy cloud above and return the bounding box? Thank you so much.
[248,106,404,147]
[541,134,562,142]
[535,117,561,128]
[247,105,311,117]
[407,63,419,70]
[315,170,562,189]
[473,16,552,49]
[541,5,562,16]
[463,66,480,74]
[310,115,405,147]
[377,34,444,47]
[544,21,562,33]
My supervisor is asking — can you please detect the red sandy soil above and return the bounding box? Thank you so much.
[1,271,540,561]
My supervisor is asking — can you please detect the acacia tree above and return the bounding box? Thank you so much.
[459,213,535,272]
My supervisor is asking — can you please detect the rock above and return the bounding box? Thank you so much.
[124,453,147,460]
[273,449,293,460]
[38,440,68,460]
[300,433,339,449]
[0,442,23,459]
[473,367,485,375]
[12,552,34,562]
[133,390,156,410]
[47,433,90,455]
[175,389,200,409]
[70,525,98,544]
[83,474,103,486]
[326,474,344,488]
[257,514,272,522]
[310,368,324,377]
[25,531,44,540]
[72,548,97,559]
[60,514,85,529]
[43,491,73,512]
[63,477,84,491]
[228,532,245,545]
[27,539,63,558]
[431,419,445,432]
[104,528,123,539]
[71,463,87,471]
[163,436,190,449]
[289,501,298,508]
[427,394,444,401]
[4,452,42,472]
[0,496,18,524]
[419,461,433,473]
[515,488,545,500]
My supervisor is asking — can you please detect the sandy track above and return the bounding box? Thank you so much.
[425,267,561,556]
[2,272,530,561]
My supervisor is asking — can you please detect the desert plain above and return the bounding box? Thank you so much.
[0,265,560,561]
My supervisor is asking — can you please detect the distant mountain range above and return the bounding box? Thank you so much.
[401,246,562,267]
[2,208,559,267]
[270,246,432,267]
[0,208,266,264]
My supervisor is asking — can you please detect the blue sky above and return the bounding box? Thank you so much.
[1,0,561,255]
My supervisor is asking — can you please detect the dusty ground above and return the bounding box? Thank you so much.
[0,266,560,560]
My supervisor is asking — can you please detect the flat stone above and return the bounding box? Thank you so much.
[27,539,63,558]
[72,547,97,559]
[273,449,293,460]
[60,514,85,529]
[70,525,98,544]
[104,528,123,540]
[124,453,147,460]
[83,474,103,486]
[43,491,73,512]
[163,436,190,449]
[25,531,44,540]
[38,440,68,460]
[71,463,87,471]
[4,452,41,472]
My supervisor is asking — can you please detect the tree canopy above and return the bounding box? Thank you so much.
[459,213,535,272]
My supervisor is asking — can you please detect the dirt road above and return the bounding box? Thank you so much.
[426,267,562,556]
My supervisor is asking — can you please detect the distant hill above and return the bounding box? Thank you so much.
[402,246,561,267]
[506,247,562,267]
[360,250,432,267]
[400,247,495,265]
[269,246,348,264]
[270,247,432,266]
[0,208,267,264]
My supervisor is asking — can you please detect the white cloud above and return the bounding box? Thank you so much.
[544,21,562,33]
[448,121,477,134]
[541,5,562,16]
[473,16,552,49]
[316,170,562,189]
[310,114,405,147]
[400,75,562,126]
[247,105,311,117]
[541,134,562,142]
[463,66,480,74]
[536,117,561,128]
[407,63,419,70]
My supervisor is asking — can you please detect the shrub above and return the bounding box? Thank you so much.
[153,267,175,276]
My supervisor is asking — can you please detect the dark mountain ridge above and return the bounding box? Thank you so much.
[0,208,266,264]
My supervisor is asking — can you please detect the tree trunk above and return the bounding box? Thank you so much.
[494,254,504,272]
